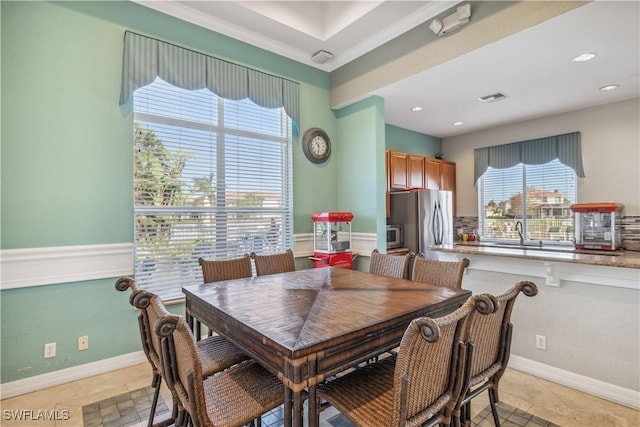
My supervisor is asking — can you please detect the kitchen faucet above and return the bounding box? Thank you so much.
[515,221,524,245]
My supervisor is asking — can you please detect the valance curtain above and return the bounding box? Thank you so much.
[474,131,585,185]
[119,31,300,128]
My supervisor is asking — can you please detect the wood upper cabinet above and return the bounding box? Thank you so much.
[407,155,425,189]
[424,158,441,190]
[388,150,409,189]
[386,149,457,215]
[440,160,456,191]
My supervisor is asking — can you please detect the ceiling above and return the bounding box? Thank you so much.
[135,1,639,138]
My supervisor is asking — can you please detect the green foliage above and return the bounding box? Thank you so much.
[134,124,193,207]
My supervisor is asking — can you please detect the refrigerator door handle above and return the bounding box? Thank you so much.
[433,200,442,245]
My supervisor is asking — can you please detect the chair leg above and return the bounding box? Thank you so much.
[488,389,501,427]
[463,401,472,427]
[195,319,202,341]
[148,374,162,427]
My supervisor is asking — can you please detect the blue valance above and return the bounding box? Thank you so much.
[474,132,585,185]
[119,31,300,127]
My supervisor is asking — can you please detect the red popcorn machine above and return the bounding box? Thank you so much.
[309,212,354,269]
[570,202,624,250]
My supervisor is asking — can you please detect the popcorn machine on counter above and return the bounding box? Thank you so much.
[570,202,624,250]
[310,212,354,269]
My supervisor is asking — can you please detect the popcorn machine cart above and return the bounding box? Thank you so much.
[309,212,354,269]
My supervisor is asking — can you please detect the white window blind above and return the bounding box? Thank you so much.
[133,78,293,300]
[478,159,577,245]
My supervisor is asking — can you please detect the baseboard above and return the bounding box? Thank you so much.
[3,350,637,411]
[509,354,639,410]
[0,351,147,400]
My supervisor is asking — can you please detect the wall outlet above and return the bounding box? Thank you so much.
[44,342,56,358]
[78,335,89,351]
[535,334,547,351]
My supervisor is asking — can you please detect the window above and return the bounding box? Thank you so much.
[478,159,577,245]
[133,78,293,300]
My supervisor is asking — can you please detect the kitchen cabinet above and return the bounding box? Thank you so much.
[408,155,425,188]
[425,158,441,190]
[388,150,409,189]
[386,149,456,215]
[388,151,428,189]
[440,160,456,191]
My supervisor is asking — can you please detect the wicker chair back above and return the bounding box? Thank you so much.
[199,255,252,283]
[411,255,467,289]
[250,249,296,276]
[369,249,413,279]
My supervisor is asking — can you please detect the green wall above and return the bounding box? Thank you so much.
[335,97,386,244]
[0,0,338,384]
[0,1,438,384]
[386,124,441,157]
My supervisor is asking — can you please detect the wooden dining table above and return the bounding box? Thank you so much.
[182,266,471,427]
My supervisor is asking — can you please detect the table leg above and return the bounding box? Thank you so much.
[293,390,303,427]
[308,384,318,427]
[284,385,292,427]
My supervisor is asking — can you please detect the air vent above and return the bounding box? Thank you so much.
[478,92,507,103]
[311,50,334,64]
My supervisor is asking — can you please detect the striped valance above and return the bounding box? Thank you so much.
[119,31,300,127]
[474,132,585,185]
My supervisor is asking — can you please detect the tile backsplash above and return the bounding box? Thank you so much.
[621,216,640,251]
[455,215,640,251]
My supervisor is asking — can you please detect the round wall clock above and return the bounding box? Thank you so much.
[302,128,331,164]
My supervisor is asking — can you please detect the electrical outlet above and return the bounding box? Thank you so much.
[535,334,547,351]
[44,342,56,358]
[78,335,89,351]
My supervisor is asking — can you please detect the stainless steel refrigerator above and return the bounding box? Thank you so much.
[388,189,454,254]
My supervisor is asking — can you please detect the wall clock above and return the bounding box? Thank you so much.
[302,128,331,164]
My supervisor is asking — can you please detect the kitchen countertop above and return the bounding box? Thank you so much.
[430,242,640,270]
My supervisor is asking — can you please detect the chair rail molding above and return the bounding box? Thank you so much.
[1,233,380,290]
[1,243,135,290]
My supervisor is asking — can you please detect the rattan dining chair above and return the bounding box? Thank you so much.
[456,281,538,427]
[194,255,253,338]
[115,278,249,427]
[411,255,469,289]
[155,312,285,427]
[199,255,253,283]
[315,295,494,427]
[250,249,296,276]
[368,249,413,279]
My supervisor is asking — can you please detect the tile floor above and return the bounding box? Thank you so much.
[1,364,638,427]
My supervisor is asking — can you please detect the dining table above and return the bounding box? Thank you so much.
[182,266,472,427]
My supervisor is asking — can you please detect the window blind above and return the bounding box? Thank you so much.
[134,78,293,300]
[478,159,577,244]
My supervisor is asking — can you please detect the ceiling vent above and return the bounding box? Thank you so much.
[311,50,334,64]
[478,92,507,103]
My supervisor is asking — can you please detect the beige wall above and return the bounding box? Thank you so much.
[442,98,640,216]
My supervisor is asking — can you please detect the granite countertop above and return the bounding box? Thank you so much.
[431,242,640,269]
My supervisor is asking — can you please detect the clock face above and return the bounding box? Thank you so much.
[302,128,331,164]
[311,136,327,156]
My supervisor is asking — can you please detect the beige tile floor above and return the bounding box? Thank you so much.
[1,364,638,427]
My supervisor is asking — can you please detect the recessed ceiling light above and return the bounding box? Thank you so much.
[599,84,620,91]
[573,53,596,62]
[411,106,424,112]
[452,121,464,126]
